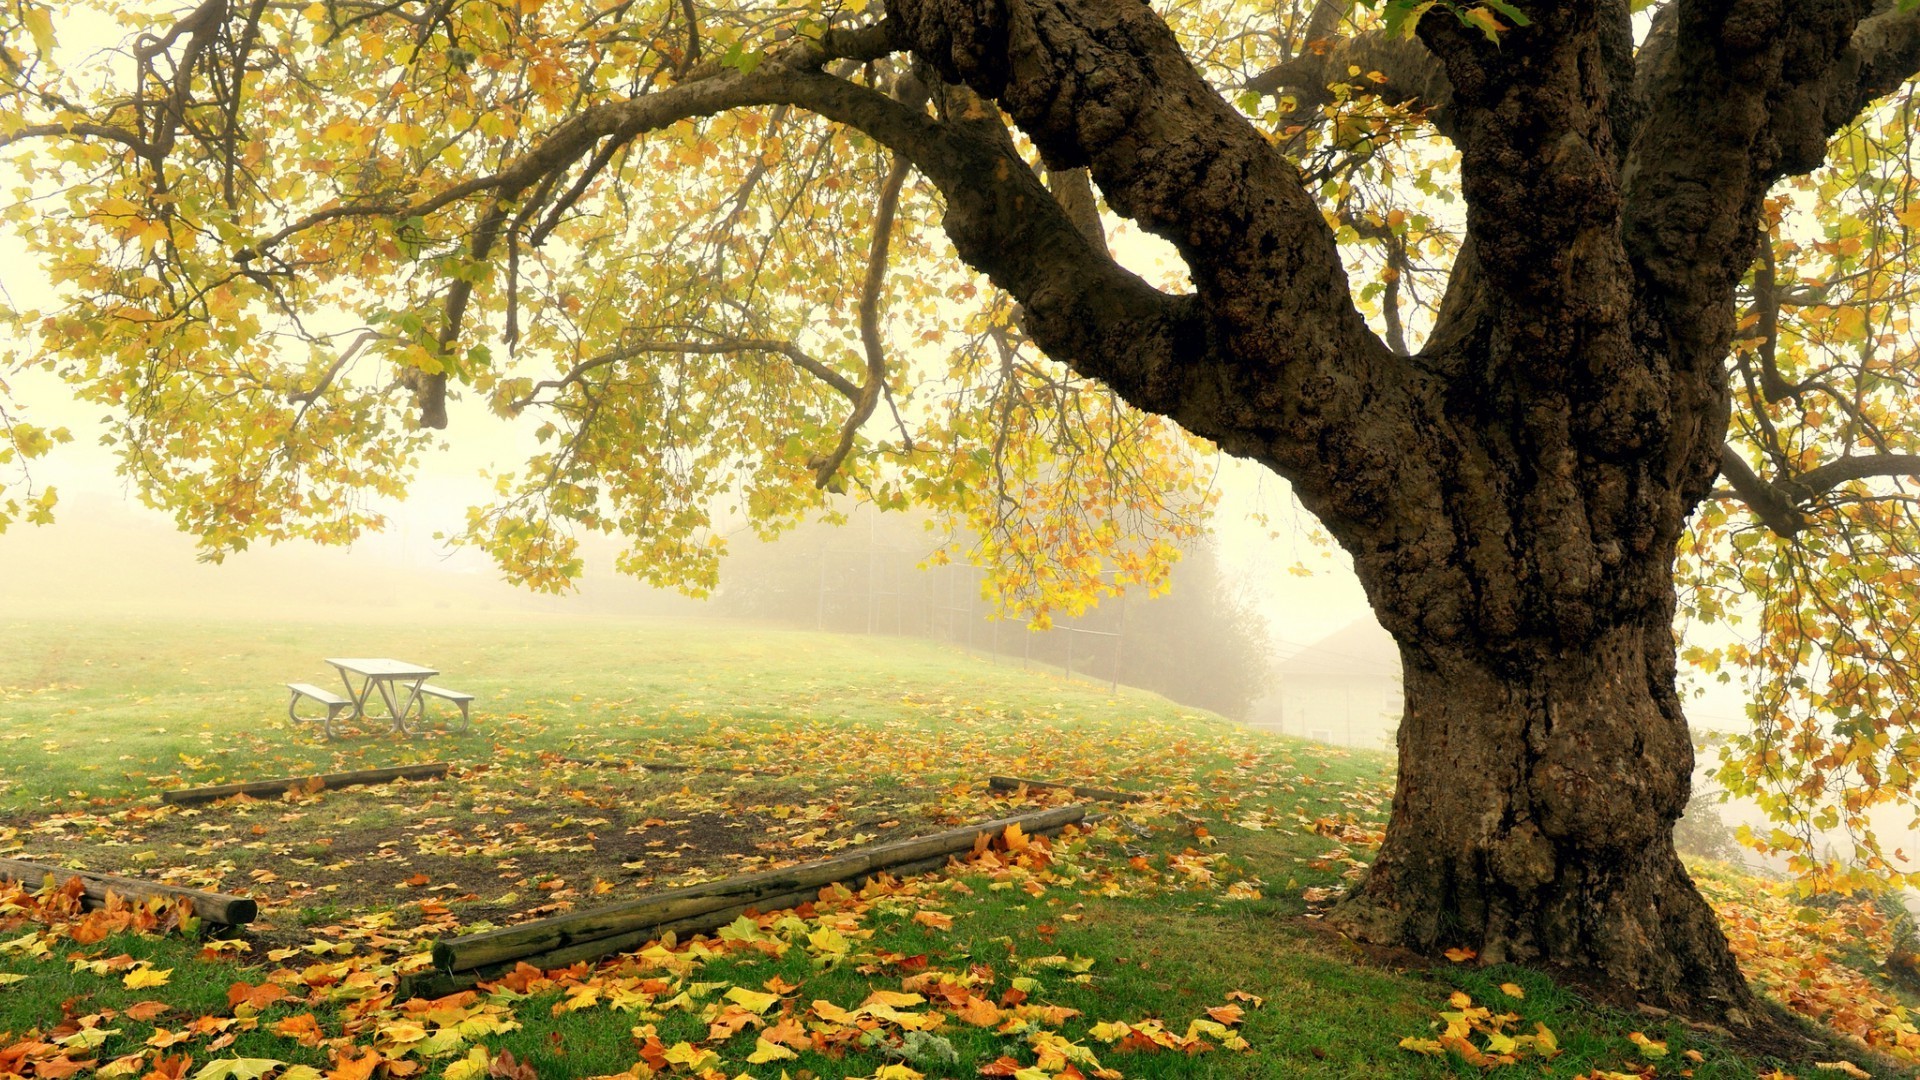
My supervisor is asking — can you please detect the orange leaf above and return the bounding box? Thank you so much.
[327,1049,382,1080]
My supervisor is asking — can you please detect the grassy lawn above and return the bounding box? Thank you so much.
[0,612,1912,1078]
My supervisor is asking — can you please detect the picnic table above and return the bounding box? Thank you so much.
[286,658,475,738]
[326,657,437,734]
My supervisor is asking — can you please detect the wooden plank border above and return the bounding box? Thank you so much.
[988,775,1149,803]
[0,857,257,925]
[407,803,1087,997]
[159,763,452,805]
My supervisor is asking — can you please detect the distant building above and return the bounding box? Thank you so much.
[1248,618,1403,750]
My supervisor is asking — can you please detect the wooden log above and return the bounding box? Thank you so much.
[556,758,760,775]
[0,857,257,925]
[406,826,1067,998]
[428,803,1087,977]
[989,775,1148,803]
[160,763,451,805]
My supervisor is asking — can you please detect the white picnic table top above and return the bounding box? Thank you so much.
[325,658,438,679]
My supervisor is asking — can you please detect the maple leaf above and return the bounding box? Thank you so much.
[270,1014,325,1047]
[190,1059,286,1080]
[227,982,289,1012]
[485,1049,537,1080]
[441,1047,491,1080]
[860,990,927,1010]
[954,997,1002,1027]
[723,986,783,1014]
[1627,1031,1669,1059]
[326,1049,382,1080]
[746,1037,797,1064]
[123,966,171,989]
[659,1042,718,1072]
[812,1000,860,1024]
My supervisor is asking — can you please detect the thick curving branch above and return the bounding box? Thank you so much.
[1719,445,1920,536]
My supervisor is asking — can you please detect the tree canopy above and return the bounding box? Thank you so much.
[15,0,1920,1012]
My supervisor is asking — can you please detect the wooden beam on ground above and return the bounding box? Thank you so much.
[159,763,451,806]
[989,775,1148,804]
[0,857,257,925]
[556,758,760,775]
[408,803,1087,997]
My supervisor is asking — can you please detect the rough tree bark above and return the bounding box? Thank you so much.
[858,0,1920,1017]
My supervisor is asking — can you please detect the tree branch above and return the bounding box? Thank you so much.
[813,154,910,489]
[511,338,862,412]
[881,0,1398,515]
[1719,445,1920,537]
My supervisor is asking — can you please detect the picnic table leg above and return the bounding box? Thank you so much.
[335,668,372,723]
[394,678,428,735]
[371,677,402,734]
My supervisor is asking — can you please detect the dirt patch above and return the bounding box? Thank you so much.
[0,762,954,952]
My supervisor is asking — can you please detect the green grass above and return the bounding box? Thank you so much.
[0,613,1904,1078]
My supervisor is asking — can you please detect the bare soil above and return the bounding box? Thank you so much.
[0,762,949,952]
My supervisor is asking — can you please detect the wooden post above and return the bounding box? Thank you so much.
[160,763,451,805]
[0,857,257,925]
[415,804,1087,994]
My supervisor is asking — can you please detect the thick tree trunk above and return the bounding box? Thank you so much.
[874,0,1920,1022]
[1330,578,1754,1017]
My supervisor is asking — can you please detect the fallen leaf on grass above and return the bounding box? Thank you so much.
[190,1059,284,1080]
[746,1037,798,1064]
[1627,1031,1668,1059]
[723,986,783,1014]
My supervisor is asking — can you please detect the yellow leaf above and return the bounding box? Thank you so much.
[124,966,172,989]
[1627,1031,1668,1058]
[1498,982,1524,999]
[746,1038,797,1064]
[661,1042,718,1071]
[725,986,782,1014]
[22,6,54,57]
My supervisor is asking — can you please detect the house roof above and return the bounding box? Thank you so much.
[1275,617,1401,677]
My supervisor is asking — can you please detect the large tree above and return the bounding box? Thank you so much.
[11,0,1920,1018]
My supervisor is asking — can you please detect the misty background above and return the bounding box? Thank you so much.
[4,362,1791,874]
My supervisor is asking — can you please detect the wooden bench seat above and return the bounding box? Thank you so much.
[417,684,474,733]
[287,682,352,740]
